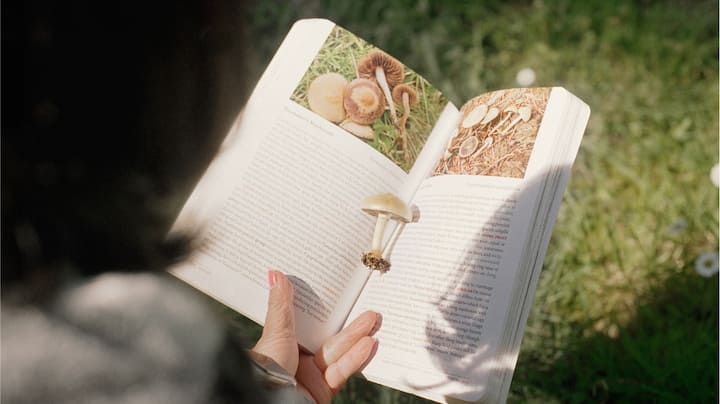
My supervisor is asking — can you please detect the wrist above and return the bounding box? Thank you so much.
[247,349,297,388]
[247,349,315,403]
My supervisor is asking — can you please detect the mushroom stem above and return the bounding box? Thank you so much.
[470,136,494,158]
[501,106,531,135]
[369,213,391,255]
[402,93,410,117]
[489,112,514,136]
[360,192,412,272]
[503,116,523,134]
[375,66,398,124]
[398,92,411,162]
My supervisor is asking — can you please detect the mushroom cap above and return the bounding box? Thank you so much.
[461,103,488,128]
[340,119,374,140]
[392,83,418,107]
[518,105,532,121]
[360,193,412,223]
[343,78,386,125]
[458,136,479,158]
[358,50,404,87]
[480,107,499,125]
[307,72,348,123]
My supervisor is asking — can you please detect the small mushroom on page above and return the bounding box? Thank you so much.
[489,106,518,135]
[458,136,479,158]
[392,83,418,161]
[307,73,348,123]
[392,84,418,122]
[340,119,374,140]
[501,105,532,135]
[480,107,500,125]
[471,136,494,158]
[358,50,404,124]
[344,78,386,125]
[360,193,412,271]
[461,103,488,128]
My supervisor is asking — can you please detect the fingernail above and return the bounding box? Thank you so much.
[371,312,383,335]
[268,270,278,288]
[360,338,380,370]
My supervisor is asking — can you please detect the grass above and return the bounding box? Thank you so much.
[241,0,719,402]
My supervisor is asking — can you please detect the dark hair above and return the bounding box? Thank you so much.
[2,1,251,294]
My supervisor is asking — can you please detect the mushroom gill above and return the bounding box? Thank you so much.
[358,50,404,124]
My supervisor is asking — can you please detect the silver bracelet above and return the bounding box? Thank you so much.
[246,350,297,388]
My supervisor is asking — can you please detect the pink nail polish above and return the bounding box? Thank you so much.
[268,270,278,288]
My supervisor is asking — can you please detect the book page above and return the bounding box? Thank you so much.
[349,177,538,402]
[347,88,558,402]
[490,88,589,404]
[169,19,454,353]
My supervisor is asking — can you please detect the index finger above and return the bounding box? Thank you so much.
[314,310,381,370]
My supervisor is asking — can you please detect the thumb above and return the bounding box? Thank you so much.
[253,270,299,375]
[263,270,296,339]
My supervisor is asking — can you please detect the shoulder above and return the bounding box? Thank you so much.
[2,272,223,403]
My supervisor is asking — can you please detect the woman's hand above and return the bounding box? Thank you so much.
[252,270,380,403]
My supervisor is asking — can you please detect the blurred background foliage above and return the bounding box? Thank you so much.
[238,0,718,402]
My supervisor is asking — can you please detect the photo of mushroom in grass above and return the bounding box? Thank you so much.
[291,26,447,173]
[434,87,551,178]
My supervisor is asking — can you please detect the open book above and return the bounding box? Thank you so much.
[169,19,590,403]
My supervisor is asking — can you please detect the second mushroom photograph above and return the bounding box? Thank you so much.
[291,26,448,172]
[434,87,551,178]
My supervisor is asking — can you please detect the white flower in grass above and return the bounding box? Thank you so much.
[710,163,719,187]
[694,251,719,277]
[515,68,536,87]
[667,218,688,236]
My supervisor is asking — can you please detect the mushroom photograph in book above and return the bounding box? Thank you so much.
[434,87,551,178]
[291,26,447,172]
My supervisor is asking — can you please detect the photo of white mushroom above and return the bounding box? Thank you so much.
[291,26,447,173]
[434,87,551,178]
